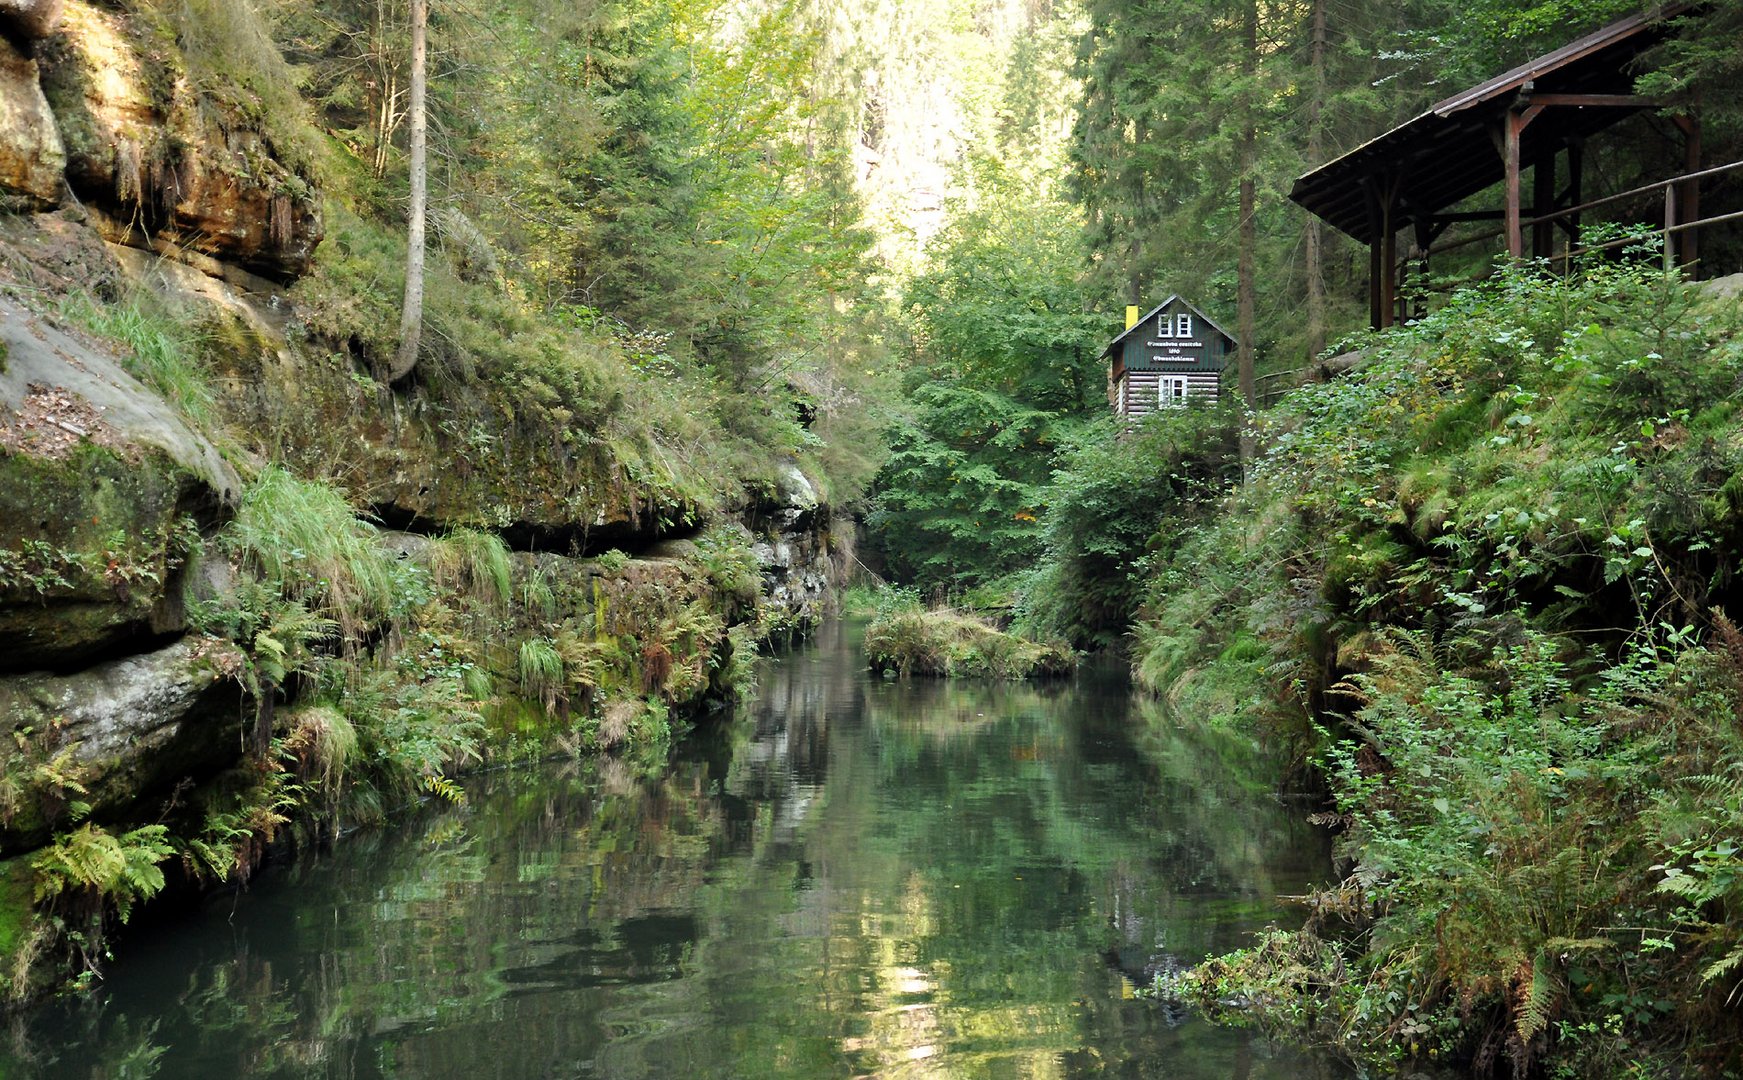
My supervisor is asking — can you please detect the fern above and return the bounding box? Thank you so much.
[1515,954,1556,1044]
[33,823,175,924]
[421,773,466,805]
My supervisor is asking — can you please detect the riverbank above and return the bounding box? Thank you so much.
[1135,265,1743,1077]
[0,621,1339,1077]
[0,2,854,1002]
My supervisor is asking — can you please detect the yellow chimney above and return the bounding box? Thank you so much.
[1125,305,1139,330]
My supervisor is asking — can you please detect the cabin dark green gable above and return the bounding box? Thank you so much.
[1104,296,1235,419]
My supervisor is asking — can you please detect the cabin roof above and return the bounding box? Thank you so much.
[1104,295,1235,356]
[1290,4,1690,244]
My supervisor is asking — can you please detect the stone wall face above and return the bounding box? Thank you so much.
[0,2,844,1006]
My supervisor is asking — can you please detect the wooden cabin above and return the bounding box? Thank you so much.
[1104,296,1234,419]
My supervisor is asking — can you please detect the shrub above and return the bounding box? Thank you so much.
[864,605,1073,679]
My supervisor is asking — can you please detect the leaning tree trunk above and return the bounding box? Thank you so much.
[391,0,427,384]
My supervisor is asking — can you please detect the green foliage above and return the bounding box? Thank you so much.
[33,824,174,930]
[0,539,92,597]
[1142,264,1743,1071]
[425,528,512,611]
[870,381,1073,591]
[863,604,1074,680]
[901,159,1108,413]
[693,523,762,610]
[517,637,565,716]
[227,466,397,640]
[139,0,326,176]
[1018,407,1240,647]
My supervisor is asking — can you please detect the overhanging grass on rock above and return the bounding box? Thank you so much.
[864,604,1074,680]
[1136,262,1743,1076]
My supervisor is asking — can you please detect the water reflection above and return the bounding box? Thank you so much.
[3,621,1344,1078]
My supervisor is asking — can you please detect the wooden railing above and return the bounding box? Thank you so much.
[1255,367,1307,410]
[1426,157,1743,267]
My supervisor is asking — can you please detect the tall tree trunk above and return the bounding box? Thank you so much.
[1304,0,1328,360]
[1236,0,1258,461]
[391,0,427,384]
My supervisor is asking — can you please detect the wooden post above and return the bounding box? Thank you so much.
[1368,232,1383,329]
[1532,150,1556,259]
[1502,106,1543,260]
[1567,139,1584,255]
[1676,112,1702,272]
[1503,113,1523,258]
[1381,198,1397,328]
[1664,183,1678,272]
[1365,178,1384,329]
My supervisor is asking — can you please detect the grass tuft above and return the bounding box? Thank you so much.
[228,466,396,639]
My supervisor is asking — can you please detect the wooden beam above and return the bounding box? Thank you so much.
[1365,179,1384,329]
[1523,93,1656,108]
[1381,172,1402,328]
[1675,112,1701,271]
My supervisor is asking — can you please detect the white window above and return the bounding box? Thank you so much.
[1116,377,1127,415]
[1156,313,1176,338]
[1175,314,1193,337]
[1158,376,1188,407]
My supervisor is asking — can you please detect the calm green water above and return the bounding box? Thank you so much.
[6,621,1344,1078]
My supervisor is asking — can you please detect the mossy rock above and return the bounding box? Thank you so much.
[0,635,246,854]
[0,442,208,672]
[36,1,322,280]
[0,856,48,1005]
[864,607,1075,680]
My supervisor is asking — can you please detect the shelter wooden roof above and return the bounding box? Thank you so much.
[1291,5,1690,244]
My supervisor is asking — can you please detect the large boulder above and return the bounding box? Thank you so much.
[0,636,245,854]
[0,292,239,672]
[0,33,63,208]
[36,1,321,280]
[0,0,64,40]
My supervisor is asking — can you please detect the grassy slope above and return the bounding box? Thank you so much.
[1139,261,1743,1076]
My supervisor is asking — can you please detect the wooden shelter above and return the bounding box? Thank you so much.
[1104,296,1234,419]
[1291,5,1698,328]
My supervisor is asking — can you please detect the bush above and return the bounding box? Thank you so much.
[1141,262,1743,1073]
[864,604,1073,679]
[1018,405,1240,647]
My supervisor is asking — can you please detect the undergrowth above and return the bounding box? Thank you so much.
[863,595,1074,679]
[16,466,769,998]
[1141,257,1743,1075]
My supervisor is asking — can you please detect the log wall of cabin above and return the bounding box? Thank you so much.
[1116,371,1220,418]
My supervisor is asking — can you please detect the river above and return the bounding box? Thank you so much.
[4,620,1344,1078]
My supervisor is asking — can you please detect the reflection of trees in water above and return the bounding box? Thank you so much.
[4,623,1338,1079]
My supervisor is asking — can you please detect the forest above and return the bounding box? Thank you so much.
[2,0,1743,1074]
